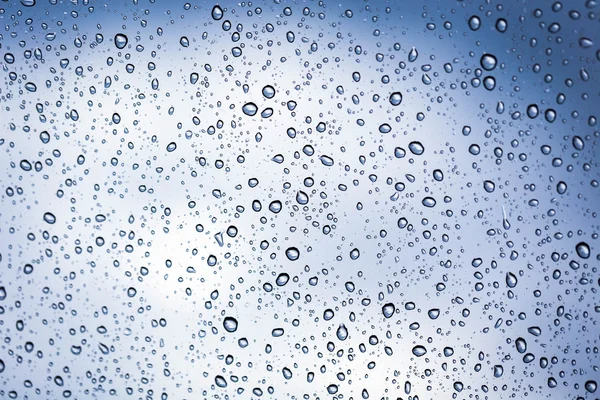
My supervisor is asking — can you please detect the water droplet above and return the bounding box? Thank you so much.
[422,197,436,208]
[166,142,177,152]
[114,33,128,49]
[575,242,590,259]
[285,247,300,261]
[242,102,258,116]
[408,141,424,155]
[223,317,238,333]
[336,324,348,341]
[319,155,334,166]
[483,180,495,193]
[506,272,518,288]
[480,54,497,71]
[496,18,508,32]
[526,104,539,118]
[25,82,37,92]
[412,345,427,357]
[211,5,224,20]
[215,375,227,387]
[382,303,395,318]
[262,85,275,98]
[408,47,418,62]
[515,337,527,353]
[579,37,594,48]
[389,91,403,106]
[43,212,56,224]
[468,15,481,31]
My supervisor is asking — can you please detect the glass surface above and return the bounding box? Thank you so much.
[0,0,598,398]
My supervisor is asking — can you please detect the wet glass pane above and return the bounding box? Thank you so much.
[0,0,598,398]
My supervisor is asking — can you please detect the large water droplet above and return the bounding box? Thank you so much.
[114,33,128,49]
[242,102,258,116]
[285,247,300,261]
[336,324,348,341]
[211,5,224,20]
[382,303,395,318]
[575,242,590,259]
[412,345,427,357]
[223,317,238,333]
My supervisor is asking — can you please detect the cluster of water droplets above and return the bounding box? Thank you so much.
[0,0,598,399]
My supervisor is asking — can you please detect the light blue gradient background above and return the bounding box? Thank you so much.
[0,0,598,399]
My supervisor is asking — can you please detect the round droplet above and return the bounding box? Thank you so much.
[515,337,527,353]
[585,380,597,393]
[483,76,496,91]
[575,242,590,259]
[223,317,238,333]
[272,328,284,337]
[286,31,295,43]
[276,273,289,286]
[282,367,292,379]
[496,18,507,32]
[480,54,497,71]
[412,345,427,357]
[127,287,137,297]
[408,141,424,155]
[556,181,567,194]
[382,303,395,318]
[242,102,258,116]
[285,247,300,261]
[379,123,392,133]
[166,142,177,152]
[215,375,227,388]
[25,82,37,92]
[268,200,282,214]
[526,104,539,118]
[422,197,436,208]
[572,136,584,151]
[43,212,56,224]
[468,15,481,31]
[211,5,224,20]
[114,33,128,49]
[427,308,440,319]
[262,85,275,98]
[483,180,495,193]
[389,92,403,106]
